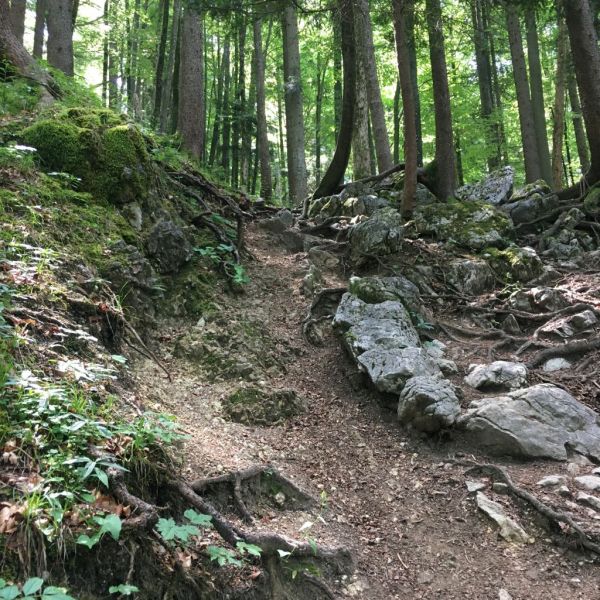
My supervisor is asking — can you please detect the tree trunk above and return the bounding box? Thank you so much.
[505,3,541,183]
[102,0,109,105]
[46,0,74,76]
[253,16,272,201]
[177,5,204,160]
[9,0,25,43]
[352,13,371,181]
[406,6,422,167]
[393,0,418,217]
[220,38,232,175]
[231,15,246,188]
[170,11,181,134]
[152,0,169,126]
[108,1,119,109]
[312,0,355,201]
[332,11,342,139]
[425,0,455,201]
[281,1,308,205]
[564,0,600,187]
[393,79,401,164]
[208,36,226,166]
[567,68,590,176]
[314,53,326,187]
[525,6,553,185]
[160,0,181,132]
[355,0,393,173]
[551,16,568,190]
[33,0,46,58]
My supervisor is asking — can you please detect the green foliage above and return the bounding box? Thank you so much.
[155,510,212,545]
[108,585,139,596]
[194,244,249,285]
[0,62,40,115]
[206,546,242,567]
[76,513,122,550]
[0,579,76,600]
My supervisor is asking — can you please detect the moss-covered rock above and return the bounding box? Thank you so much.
[412,200,513,250]
[222,386,305,426]
[584,187,600,213]
[348,207,404,263]
[482,245,544,283]
[22,108,151,205]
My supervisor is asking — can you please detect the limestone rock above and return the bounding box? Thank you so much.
[308,246,340,271]
[348,207,404,263]
[397,375,461,432]
[483,245,544,283]
[446,259,496,295]
[455,166,514,206]
[464,361,528,392]
[536,475,566,488]
[543,358,571,372]
[146,220,192,274]
[259,209,294,233]
[348,275,422,316]
[576,492,600,511]
[574,476,600,492]
[476,492,531,543]
[458,384,600,461]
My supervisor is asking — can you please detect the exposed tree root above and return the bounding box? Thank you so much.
[465,464,600,555]
[526,336,600,368]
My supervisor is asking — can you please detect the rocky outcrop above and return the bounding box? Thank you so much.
[455,166,514,206]
[347,207,404,264]
[146,220,192,274]
[348,275,423,318]
[446,259,496,296]
[458,384,600,461]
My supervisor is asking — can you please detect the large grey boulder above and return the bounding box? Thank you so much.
[259,209,294,233]
[464,361,528,392]
[456,166,514,206]
[458,384,600,461]
[446,259,496,296]
[348,275,422,316]
[483,246,544,283]
[398,376,461,432]
[146,220,192,273]
[348,207,404,263]
[357,347,440,394]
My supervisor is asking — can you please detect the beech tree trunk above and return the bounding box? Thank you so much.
[312,0,355,200]
[46,0,74,76]
[564,0,600,186]
[355,0,393,173]
[9,0,25,43]
[505,4,541,183]
[393,0,418,217]
[425,0,455,201]
[281,2,308,205]
[525,6,553,186]
[33,0,46,58]
[253,16,272,201]
[177,5,204,160]
[551,17,568,190]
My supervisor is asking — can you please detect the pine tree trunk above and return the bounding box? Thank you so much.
[253,16,272,201]
[160,0,181,132]
[505,4,541,183]
[567,68,590,175]
[178,5,204,159]
[152,0,169,126]
[33,0,46,58]
[551,17,568,190]
[525,6,553,185]
[9,0,25,43]
[355,0,393,173]
[281,1,308,205]
[47,0,74,76]
[393,0,418,217]
[425,0,455,200]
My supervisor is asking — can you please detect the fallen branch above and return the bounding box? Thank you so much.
[465,464,600,555]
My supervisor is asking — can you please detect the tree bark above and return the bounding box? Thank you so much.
[231,15,246,188]
[209,36,226,166]
[160,0,181,132]
[406,6,422,167]
[220,38,232,175]
[152,0,169,126]
[33,0,46,58]
[505,3,541,183]
[9,0,25,43]
[253,16,272,201]
[352,12,371,181]
[281,1,308,205]
[425,0,456,201]
[393,79,401,165]
[177,5,204,160]
[567,68,590,176]
[355,0,393,173]
[314,51,326,187]
[312,0,355,200]
[525,6,553,185]
[563,0,600,189]
[332,10,342,139]
[393,0,418,217]
[46,0,74,76]
[551,16,568,190]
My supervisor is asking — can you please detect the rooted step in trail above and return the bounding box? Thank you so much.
[134,216,600,599]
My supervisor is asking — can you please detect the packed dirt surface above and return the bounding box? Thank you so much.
[133,225,600,599]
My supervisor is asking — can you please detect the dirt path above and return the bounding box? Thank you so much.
[134,225,600,599]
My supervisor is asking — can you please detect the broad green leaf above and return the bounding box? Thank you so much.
[22,578,44,596]
[99,514,121,541]
[108,584,139,595]
[236,541,262,557]
[183,509,212,527]
[76,533,101,549]
[0,585,19,600]
[94,468,109,488]
[155,518,177,541]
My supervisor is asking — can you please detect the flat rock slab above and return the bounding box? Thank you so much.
[458,384,600,461]
[464,361,528,392]
[476,492,531,543]
[574,475,600,492]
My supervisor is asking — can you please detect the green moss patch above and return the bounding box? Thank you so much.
[482,245,543,283]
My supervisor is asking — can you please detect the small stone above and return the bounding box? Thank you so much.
[576,492,600,512]
[274,492,286,506]
[492,483,510,495]
[476,492,531,544]
[536,475,566,488]
[501,314,521,335]
[574,475,600,491]
[466,480,487,493]
[543,357,572,372]
[593,467,600,475]
[417,570,434,585]
[498,590,513,600]
[558,486,572,498]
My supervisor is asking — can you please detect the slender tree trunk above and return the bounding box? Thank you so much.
[108,1,119,109]
[352,10,371,181]
[393,0,417,217]
[355,0,393,173]
[314,53,326,187]
[102,0,109,105]
[9,0,25,43]
[505,3,541,183]
[33,0,46,59]
[178,5,204,159]
[406,6,422,167]
[276,67,286,202]
[170,12,181,134]
[567,68,590,175]
[564,0,600,186]
[393,79,401,164]
[231,15,246,188]
[46,0,74,76]
[312,0,356,201]
[253,16,272,201]
[160,0,181,132]
[525,6,552,185]
[281,1,308,205]
[221,38,232,175]
[152,0,169,126]
[209,37,226,166]
[242,18,257,191]
[552,16,568,190]
[332,11,343,139]
[425,0,455,200]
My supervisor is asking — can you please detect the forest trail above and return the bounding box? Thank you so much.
[133,224,599,600]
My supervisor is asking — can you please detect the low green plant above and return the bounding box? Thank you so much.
[76,513,122,550]
[0,578,76,600]
[193,244,250,285]
[108,584,139,596]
